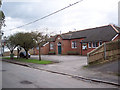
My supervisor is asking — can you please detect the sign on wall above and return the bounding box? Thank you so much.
[82,43,87,50]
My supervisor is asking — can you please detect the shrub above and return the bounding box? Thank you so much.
[67,51,79,55]
[48,51,55,55]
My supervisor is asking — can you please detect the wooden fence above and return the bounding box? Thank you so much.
[87,40,120,64]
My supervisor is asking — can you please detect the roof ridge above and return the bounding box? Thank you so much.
[62,24,111,35]
[75,24,112,32]
[110,24,119,33]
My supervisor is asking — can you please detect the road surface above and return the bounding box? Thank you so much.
[2,61,117,88]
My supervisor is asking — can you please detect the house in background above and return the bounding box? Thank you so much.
[33,24,120,56]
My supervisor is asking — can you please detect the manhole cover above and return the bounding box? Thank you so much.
[1,70,7,72]
[20,80,33,84]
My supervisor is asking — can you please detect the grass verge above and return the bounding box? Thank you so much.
[2,57,53,65]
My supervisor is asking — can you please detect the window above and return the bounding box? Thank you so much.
[92,42,98,48]
[50,44,54,49]
[36,47,39,50]
[72,41,77,48]
[88,42,91,48]
[58,37,60,40]
[57,42,61,46]
[99,41,102,46]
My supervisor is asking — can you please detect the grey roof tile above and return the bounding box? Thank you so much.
[48,25,119,42]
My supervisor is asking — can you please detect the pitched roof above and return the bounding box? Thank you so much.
[80,25,119,42]
[61,34,72,39]
[48,35,57,42]
[49,24,120,42]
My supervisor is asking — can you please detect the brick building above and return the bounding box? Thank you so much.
[34,24,120,56]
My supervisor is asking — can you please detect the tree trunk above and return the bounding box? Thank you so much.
[10,50,14,59]
[10,50,13,54]
[39,44,41,61]
[25,50,28,59]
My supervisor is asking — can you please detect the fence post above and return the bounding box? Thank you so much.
[104,42,106,60]
[87,53,89,65]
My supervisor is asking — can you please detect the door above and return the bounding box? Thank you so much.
[58,42,61,54]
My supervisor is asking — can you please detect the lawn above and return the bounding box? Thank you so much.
[2,57,53,65]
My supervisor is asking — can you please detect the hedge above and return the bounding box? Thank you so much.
[48,51,55,55]
[67,51,79,55]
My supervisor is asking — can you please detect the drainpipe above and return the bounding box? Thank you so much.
[80,42,82,55]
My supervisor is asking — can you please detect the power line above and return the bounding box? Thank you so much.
[9,0,83,31]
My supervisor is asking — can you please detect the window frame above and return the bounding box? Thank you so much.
[58,37,60,40]
[50,43,54,50]
[99,41,102,46]
[92,42,98,48]
[88,42,92,48]
[72,41,77,49]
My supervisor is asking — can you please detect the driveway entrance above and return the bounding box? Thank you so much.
[31,55,87,71]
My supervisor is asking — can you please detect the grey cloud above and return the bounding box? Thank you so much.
[2,0,119,37]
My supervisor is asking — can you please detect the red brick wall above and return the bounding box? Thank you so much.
[41,43,50,55]
[68,39,82,54]
[82,47,94,56]
[62,40,71,54]
[79,34,119,55]
[33,48,39,55]
[81,42,102,56]
[54,37,84,55]
[33,43,50,55]
[49,42,55,52]
[33,34,120,56]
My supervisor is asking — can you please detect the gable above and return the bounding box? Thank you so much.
[55,35,62,41]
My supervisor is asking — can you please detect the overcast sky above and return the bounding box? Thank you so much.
[1,0,119,36]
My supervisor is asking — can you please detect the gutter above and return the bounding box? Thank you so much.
[112,34,119,41]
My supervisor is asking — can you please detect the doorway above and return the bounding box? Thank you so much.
[58,42,61,54]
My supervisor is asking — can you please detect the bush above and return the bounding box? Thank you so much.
[67,51,79,55]
[48,51,55,55]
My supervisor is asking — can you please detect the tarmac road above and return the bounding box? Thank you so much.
[2,61,117,88]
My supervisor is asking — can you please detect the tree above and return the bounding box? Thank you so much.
[0,0,5,31]
[0,0,2,7]
[15,32,36,59]
[30,31,49,60]
[5,35,17,59]
[0,0,5,48]
[16,45,22,59]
